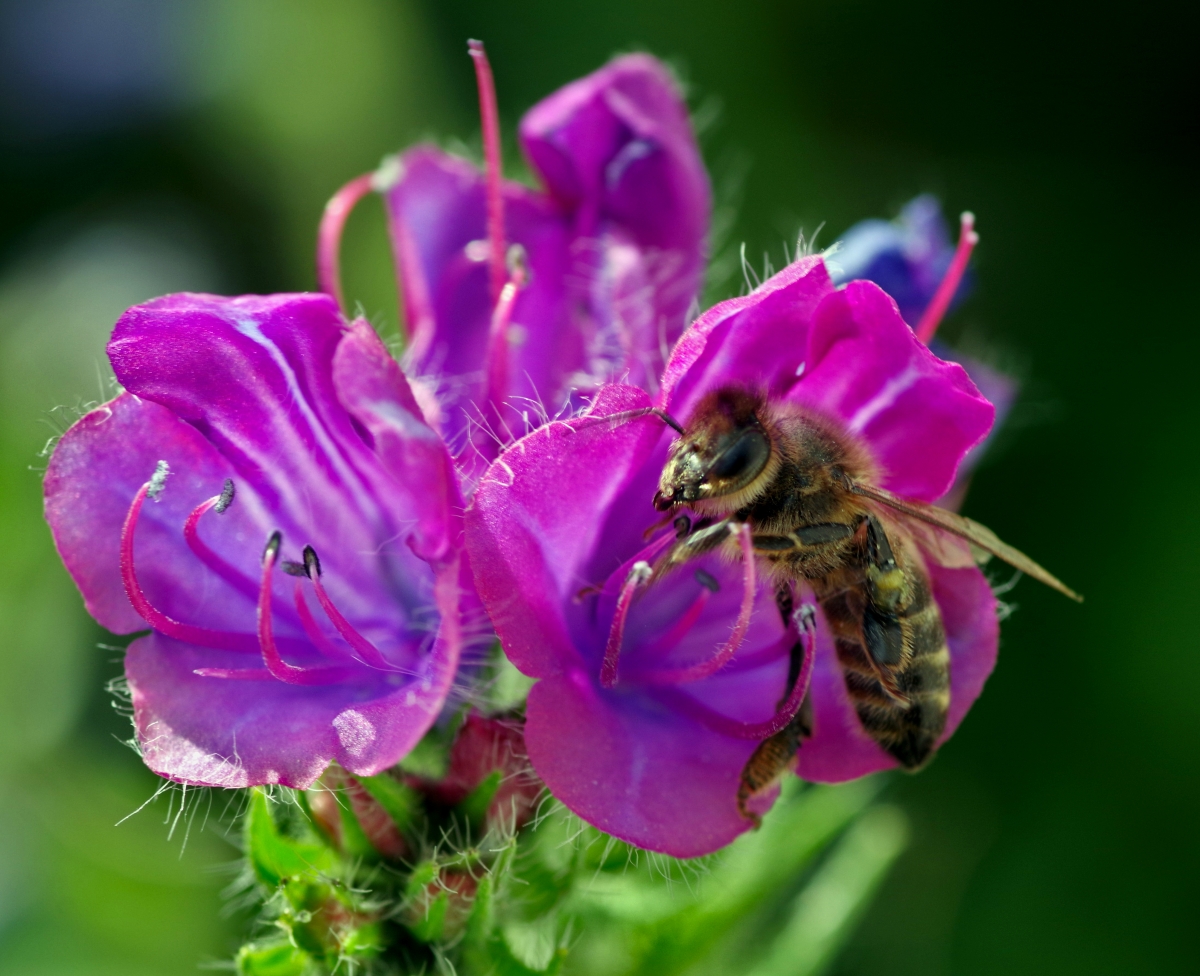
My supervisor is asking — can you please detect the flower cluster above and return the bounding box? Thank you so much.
[45,42,1048,893]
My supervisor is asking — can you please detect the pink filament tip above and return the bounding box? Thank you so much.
[317,172,375,312]
[183,494,258,600]
[600,562,652,688]
[307,554,397,671]
[915,211,979,345]
[481,260,528,418]
[643,523,757,686]
[468,39,507,304]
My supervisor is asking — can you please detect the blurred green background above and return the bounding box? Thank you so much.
[0,0,1194,973]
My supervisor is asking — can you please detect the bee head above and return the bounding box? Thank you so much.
[654,387,774,512]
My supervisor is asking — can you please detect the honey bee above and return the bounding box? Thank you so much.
[649,387,1080,818]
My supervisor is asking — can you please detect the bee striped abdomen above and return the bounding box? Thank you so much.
[816,559,950,770]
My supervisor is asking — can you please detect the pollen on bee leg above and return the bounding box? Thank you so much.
[599,561,653,689]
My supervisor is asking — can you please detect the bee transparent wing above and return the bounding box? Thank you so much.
[850,481,1083,602]
[881,510,978,570]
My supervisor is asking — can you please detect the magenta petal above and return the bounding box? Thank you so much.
[660,257,835,419]
[383,148,573,441]
[520,54,708,256]
[107,291,422,620]
[797,561,998,783]
[791,281,994,501]
[466,385,663,678]
[127,626,459,788]
[44,392,262,634]
[385,54,709,446]
[332,319,460,565]
[931,562,1000,738]
[524,669,760,858]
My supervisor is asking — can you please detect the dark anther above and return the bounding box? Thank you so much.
[147,460,170,501]
[262,531,283,564]
[673,514,692,538]
[281,561,308,577]
[303,545,322,579]
[215,478,235,514]
[695,569,720,593]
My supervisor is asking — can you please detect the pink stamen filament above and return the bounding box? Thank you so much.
[617,590,712,681]
[652,612,817,740]
[120,482,260,654]
[317,172,375,313]
[252,537,352,686]
[183,496,259,601]
[599,562,651,689]
[482,262,527,418]
[307,556,399,671]
[468,39,507,304]
[633,524,757,686]
[915,211,979,345]
[293,583,360,664]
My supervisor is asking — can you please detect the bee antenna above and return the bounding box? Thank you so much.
[649,409,685,435]
[582,406,685,436]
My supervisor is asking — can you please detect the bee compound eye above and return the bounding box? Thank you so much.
[710,428,770,484]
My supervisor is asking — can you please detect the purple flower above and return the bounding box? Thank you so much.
[831,194,971,329]
[375,52,710,457]
[466,257,1000,856]
[833,196,1018,500]
[44,293,472,788]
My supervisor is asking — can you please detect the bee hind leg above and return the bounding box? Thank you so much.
[737,707,809,826]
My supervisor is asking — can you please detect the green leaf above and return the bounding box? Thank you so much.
[744,804,909,976]
[340,920,385,960]
[403,859,449,942]
[460,769,502,825]
[356,772,421,831]
[334,788,376,861]
[245,788,334,888]
[236,941,313,976]
[398,714,463,779]
[606,779,882,976]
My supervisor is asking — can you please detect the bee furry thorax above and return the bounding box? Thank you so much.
[655,387,877,527]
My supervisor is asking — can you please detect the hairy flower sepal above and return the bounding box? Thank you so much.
[45,294,473,788]
[468,256,1002,855]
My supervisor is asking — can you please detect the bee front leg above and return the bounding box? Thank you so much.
[649,516,738,581]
